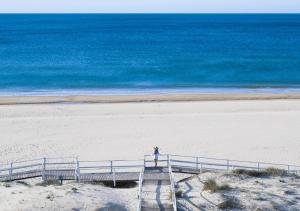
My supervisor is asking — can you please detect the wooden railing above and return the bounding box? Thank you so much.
[168,161,177,211]
[1,154,299,182]
[144,154,170,168]
[136,168,144,211]
[0,157,143,182]
[168,154,300,175]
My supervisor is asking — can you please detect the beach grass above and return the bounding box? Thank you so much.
[203,179,231,193]
[232,167,287,177]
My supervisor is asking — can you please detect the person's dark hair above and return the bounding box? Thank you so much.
[154,146,159,154]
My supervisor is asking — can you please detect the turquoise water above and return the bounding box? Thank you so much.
[0,14,300,95]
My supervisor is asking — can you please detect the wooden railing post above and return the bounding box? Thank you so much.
[257,162,260,171]
[43,158,46,171]
[196,157,199,170]
[42,158,46,181]
[113,168,116,187]
[75,157,80,182]
[9,162,13,181]
[287,165,290,174]
[137,169,144,211]
[200,163,203,173]
[167,155,170,167]
[110,161,113,173]
[227,160,230,172]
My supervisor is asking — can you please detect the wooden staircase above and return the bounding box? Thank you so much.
[140,167,174,211]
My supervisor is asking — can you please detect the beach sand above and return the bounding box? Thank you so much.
[0,93,300,105]
[0,179,137,211]
[1,94,300,210]
[0,95,299,165]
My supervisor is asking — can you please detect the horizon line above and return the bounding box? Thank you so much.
[1,12,300,14]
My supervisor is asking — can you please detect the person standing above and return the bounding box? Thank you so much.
[153,146,160,167]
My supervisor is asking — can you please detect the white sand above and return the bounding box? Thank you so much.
[1,171,299,210]
[176,171,300,210]
[0,99,300,165]
[1,99,300,210]
[0,179,137,211]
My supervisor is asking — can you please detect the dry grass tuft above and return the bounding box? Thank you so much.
[218,197,242,209]
[46,193,55,201]
[71,187,79,193]
[232,167,287,177]
[36,180,61,186]
[232,169,265,177]
[175,190,183,198]
[16,181,31,187]
[203,179,231,193]
[3,182,11,188]
[265,167,287,177]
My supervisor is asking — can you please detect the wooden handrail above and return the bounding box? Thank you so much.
[0,154,299,181]
[169,163,177,211]
[137,168,144,211]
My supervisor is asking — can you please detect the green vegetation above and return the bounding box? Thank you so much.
[232,167,287,177]
[265,167,287,177]
[3,182,11,188]
[203,179,231,193]
[16,181,31,187]
[46,193,55,201]
[36,180,61,186]
[218,197,242,209]
[175,189,183,198]
[71,187,78,193]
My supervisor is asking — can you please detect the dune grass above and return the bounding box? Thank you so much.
[232,167,287,177]
[203,179,231,193]
[265,167,287,176]
[218,197,242,209]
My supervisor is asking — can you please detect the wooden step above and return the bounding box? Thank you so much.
[141,201,173,209]
[140,167,174,211]
[141,207,173,211]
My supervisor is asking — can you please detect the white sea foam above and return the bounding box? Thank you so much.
[0,87,300,96]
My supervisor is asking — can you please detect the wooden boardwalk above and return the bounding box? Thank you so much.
[0,169,42,181]
[140,167,174,211]
[1,154,300,211]
[0,166,198,183]
[0,171,140,183]
[1,154,299,183]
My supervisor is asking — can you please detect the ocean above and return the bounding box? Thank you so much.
[0,14,300,95]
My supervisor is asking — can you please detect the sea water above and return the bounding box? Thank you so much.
[0,14,299,95]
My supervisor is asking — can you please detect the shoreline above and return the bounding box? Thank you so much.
[0,93,300,105]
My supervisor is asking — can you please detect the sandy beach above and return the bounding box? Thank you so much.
[0,94,299,166]
[1,93,300,105]
[1,95,300,210]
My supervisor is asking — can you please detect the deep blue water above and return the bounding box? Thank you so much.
[0,14,300,95]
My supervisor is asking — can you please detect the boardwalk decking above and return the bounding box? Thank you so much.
[0,171,140,183]
[1,154,299,211]
[140,167,174,211]
[1,155,299,184]
[79,172,140,182]
[0,169,42,181]
[1,154,299,184]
